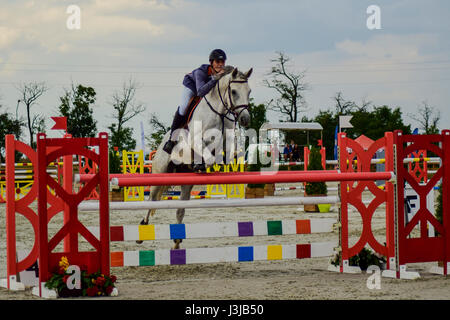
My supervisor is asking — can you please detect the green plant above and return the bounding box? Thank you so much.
[45,256,117,298]
[304,146,327,195]
[109,147,121,174]
[330,247,386,271]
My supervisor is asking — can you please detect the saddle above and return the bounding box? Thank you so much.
[182,96,202,128]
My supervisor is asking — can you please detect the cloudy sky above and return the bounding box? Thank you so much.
[1,0,449,147]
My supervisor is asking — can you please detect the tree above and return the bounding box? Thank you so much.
[408,101,440,134]
[313,94,411,159]
[304,146,327,196]
[349,105,411,140]
[0,106,23,162]
[16,82,48,148]
[146,113,169,151]
[333,91,358,114]
[248,99,267,133]
[263,52,308,122]
[108,79,146,151]
[58,84,98,138]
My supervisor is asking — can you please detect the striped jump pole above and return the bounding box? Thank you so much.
[86,219,336,267]
[88,219,336,241]
[109,242,336,267]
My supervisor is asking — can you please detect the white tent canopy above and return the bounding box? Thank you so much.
[260,122,323,131]
[260,122,323,145]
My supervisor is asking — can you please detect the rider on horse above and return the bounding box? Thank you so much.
[163,49,228,154]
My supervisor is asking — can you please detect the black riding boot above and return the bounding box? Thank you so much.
[163,107,187,154]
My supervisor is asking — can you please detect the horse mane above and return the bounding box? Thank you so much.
[223,65,235,75]
[222,65,248,79]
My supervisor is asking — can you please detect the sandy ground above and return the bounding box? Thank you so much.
[1,182,450,300]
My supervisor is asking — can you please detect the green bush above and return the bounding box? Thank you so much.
[330,247,386,271]
[109,149,121,174]
[304,146,327,195]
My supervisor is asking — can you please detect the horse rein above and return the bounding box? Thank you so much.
[204,78,250,132]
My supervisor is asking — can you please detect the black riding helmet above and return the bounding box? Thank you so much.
[209,49,227,62]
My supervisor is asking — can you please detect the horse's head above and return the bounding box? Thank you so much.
[222,66,253,128]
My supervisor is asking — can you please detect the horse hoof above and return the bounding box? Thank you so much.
[193,163,206,173]
[173,239,182,249]
[136,240,143,244]
[140,219,148,225]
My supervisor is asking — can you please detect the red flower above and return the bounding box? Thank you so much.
[105,286,114,295]
[63,275,70,284]
[96,277,105,287]
[86,286,98,297]
[58,267,66,275]
[110,275,117,283]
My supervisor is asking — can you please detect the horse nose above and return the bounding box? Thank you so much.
[239,114,250,128]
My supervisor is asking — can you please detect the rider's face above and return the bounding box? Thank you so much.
[211,59,225,73]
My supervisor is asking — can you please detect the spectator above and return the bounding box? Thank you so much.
[283,143,292,161]
[293,144,300,161]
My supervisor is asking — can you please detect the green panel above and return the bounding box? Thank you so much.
[267,221,282,235]
[139,250,155,266]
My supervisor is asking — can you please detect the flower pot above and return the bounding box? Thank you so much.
[109,188,124,202]
[245,187,255,199]
[303,194,326,212]
[264,183,275,196]
[246,187,264,198]
[317,203,331,213]
[254,188,265,198]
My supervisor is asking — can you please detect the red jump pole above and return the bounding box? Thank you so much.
[110,171,394,187]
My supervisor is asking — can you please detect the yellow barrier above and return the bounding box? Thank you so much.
[206,157,245,199]
[122,150,145,202]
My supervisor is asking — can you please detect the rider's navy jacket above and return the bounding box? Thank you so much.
[183,64,218,97]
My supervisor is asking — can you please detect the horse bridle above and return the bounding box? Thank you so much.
[204,78,250,133]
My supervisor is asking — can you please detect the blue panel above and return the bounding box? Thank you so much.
[169,224,186,239]
[238,246,254,262]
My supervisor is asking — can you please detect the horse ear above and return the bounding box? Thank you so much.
[232,67,239,79]
[245,68,253,79]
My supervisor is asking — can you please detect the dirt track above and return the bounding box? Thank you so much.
[1,182,449,300]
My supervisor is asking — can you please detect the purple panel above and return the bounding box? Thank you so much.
[238,222,254,237]
[170,249,186,265]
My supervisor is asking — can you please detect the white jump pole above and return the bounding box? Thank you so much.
[78,195,340,211]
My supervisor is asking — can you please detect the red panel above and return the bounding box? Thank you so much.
[338,132,395,270]
[296,220,311,234]
[110,226,125,242]
[394,130,449,274]
[36,133,110,296]
[110,252,124,267]
[296,244,311,259]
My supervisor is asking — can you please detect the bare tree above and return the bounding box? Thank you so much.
[146,112,169,150]
[263,52,308,122]
[408,101,440,134]
[109,78,146,150]
[16,82,48,147]
[333,92,357,114]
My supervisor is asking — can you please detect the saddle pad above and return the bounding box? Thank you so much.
[185,96,202,127]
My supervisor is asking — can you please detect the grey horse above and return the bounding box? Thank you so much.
[140,66,253,249]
